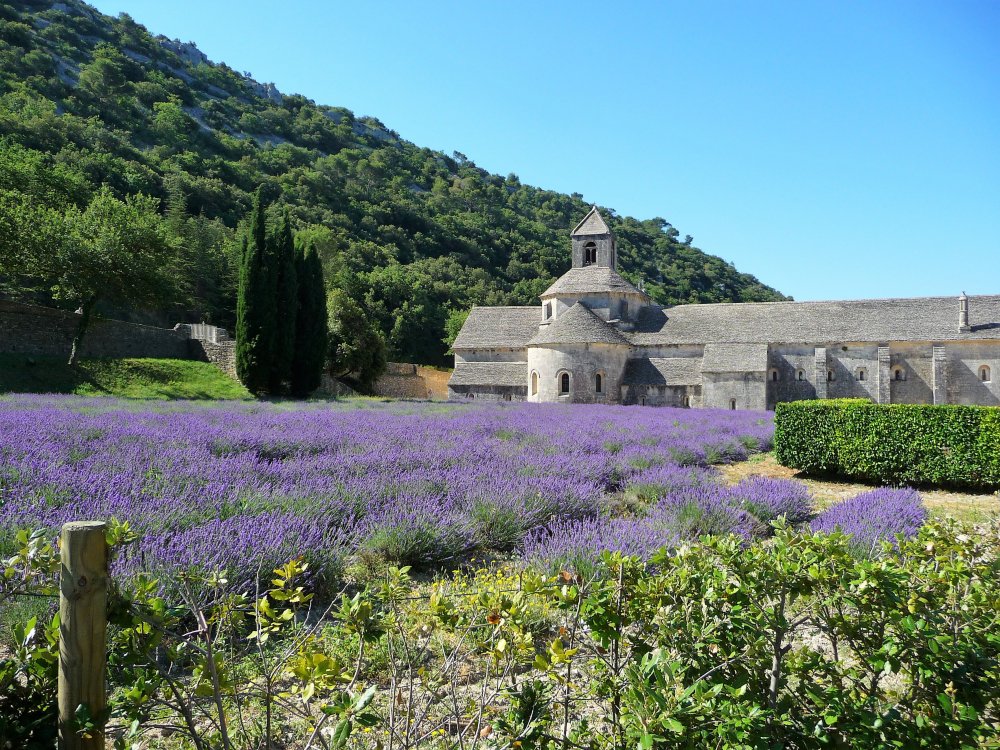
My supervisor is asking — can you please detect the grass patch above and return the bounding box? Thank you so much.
[0,355,250,400]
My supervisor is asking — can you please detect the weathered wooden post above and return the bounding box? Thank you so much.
[58,521,108,750]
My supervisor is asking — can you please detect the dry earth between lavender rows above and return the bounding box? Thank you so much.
[717,452,1000,525]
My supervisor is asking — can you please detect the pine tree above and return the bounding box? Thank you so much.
[235,188,276,395]
[268,210,297,395]
[290,238,328,397]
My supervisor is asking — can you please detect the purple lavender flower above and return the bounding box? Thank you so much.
[0,395,774,586]
[522,516,677,575]
[724,477,814,525]
[811,487,926,554]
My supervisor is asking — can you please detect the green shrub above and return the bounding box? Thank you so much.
[775,399,1000,489]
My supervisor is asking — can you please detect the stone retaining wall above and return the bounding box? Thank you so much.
[0,300,190,359]
[369,363,452,400]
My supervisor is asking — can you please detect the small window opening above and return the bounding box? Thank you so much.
[504,394,512,401]
[796,369,805,381]
[980,365,991,383]
[560,372,570,394]
[595,373,603,393]
[856,368,866,381]
[583,241,597,265]
[827,369,835,382]
[893,367,905,381]
[543,302,552,320]
[769,368,779,382]
[466,392,475,399]
[729,399,737,410]
[530,371,538,396]
[683,395,690,408]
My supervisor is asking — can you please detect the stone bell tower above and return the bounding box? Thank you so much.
[570,206,616,269]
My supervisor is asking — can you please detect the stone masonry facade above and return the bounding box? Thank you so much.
[449,207,1000,410]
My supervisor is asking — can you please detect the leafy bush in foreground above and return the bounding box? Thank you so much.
[775,399,1000,490]
[5,519,1000,748]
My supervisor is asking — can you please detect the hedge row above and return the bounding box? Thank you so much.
[774,399,1000,490]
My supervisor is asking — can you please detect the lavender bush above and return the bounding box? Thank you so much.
[811,487,928,555]
[0,396,773,589]
[0,395,930,583]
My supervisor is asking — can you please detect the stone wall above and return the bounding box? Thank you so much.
[703,372,767,410]
[526,343,630,404]
[0,300,190,359]
[417,366,452,400]
[622,384,700,408]
[449,384,526,402]
[369,362,452,400]
[190,339,238,379]
[0,300,242,378]
[945,342,1000,406]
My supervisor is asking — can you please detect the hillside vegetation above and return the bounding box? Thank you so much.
[0,0,786,365]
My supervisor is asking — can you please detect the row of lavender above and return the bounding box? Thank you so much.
[0,396,922,592]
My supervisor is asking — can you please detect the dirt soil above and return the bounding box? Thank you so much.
[717,453,999,524]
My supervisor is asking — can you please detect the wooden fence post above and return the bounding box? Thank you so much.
[58,520,108,750]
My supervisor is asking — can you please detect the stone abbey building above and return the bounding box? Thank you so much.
[448,207,1000,409]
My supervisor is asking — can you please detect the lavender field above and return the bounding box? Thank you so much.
[0,396,923,592]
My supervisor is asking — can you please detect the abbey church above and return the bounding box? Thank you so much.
[448,207,1000,409]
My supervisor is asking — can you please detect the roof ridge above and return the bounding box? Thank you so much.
[661,293,1000,311]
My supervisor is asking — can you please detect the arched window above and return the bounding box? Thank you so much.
[560,372,570,394]
[769,368,779,382]
[827,369,835,382]
[683,395,691,408]
[530,370,538,396]
[980,365,992,383]
[893,366,905,382]
[595,373,603,393]
[856,368,866,381]
[466,392,475,399]
[583,241,597,265]
[796,369,805,381]
[729,399,737,410]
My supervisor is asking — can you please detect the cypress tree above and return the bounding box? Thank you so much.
[268,211,298,395]
[290,238,328,397]
[235,188,276,395]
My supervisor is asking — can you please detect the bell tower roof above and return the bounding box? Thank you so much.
[571,206,611,237]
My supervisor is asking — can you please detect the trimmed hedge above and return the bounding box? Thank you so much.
[774,399,1000,490]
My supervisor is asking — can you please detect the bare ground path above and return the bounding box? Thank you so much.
[717,453,999,524]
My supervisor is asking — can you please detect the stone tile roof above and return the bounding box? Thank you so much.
[571,206,611,236]
[622,357,702,386]
[451,306,539,349]
[541,266,647,298]
[528,303,631,346]
[701,343,769,372]
[629,295,1000,346]
[449,361,527,387]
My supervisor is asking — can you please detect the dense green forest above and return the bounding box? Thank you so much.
[0,0,786,365]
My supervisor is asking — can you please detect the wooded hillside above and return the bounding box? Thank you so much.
[0,0,787,365]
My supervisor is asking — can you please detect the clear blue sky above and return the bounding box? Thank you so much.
[89,0,999,301]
